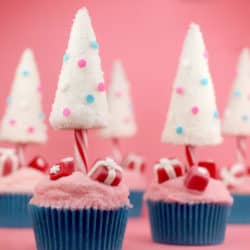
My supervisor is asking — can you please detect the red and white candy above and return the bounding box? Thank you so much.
[29,156,49,173]
[122,154,146,173]
[154,158,186,184]
[0,148,19,177]
[198,161,218,179]
[49,157,75,180]
[185,166,210,192]
[88,158,123,186]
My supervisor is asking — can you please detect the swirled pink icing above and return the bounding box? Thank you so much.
[0,167,46,194]
[30,172,130,210]
[123,171,146,190]
[230,176,250,194]
[144,176,233,205]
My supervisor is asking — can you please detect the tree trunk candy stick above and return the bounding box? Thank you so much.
[185,144,196,167]
[236,136,247,165]
[112,138,122,163]
[16,143,25,167]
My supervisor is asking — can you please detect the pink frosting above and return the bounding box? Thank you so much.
[30,172,130,210]
[230,176,250,194]
[0,167,46,194]
[123,170,146,190]
[144,176,233,205]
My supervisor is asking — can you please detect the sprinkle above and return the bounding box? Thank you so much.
[200,78,209,86]
[63,108,71,117]
[8,119,16,126]
[86,94,95,104]
[97,82,105,92]
[78,59,87,68]
[242,114,249,121]
[39,112,45,120]
[27,126,35,133]
[22,70,30,77]
[37,84,42,93]
[233,90,241,97]
[63,53,70,62]
[90,41,99,49]
[204,51,208,59]
[176,87,184,95]
[191,106,199,115]
[6,96,12,105]
[176,126,184,135]
[214,111,219,119]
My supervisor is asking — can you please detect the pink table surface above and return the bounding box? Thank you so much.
[0,218,249,250]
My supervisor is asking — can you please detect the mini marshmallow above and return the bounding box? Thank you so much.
[161,23,222,146]
[223,48,250,136]
[50,8,108,130]
[100,60,137,138]
[0,49,47,144]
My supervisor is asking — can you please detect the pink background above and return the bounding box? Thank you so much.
[0,0,250,170]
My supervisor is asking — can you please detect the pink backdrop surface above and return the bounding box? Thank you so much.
[0,0,250,170]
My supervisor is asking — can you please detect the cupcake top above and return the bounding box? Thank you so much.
[30,171,130,210]
[144,176,233,205]
[0,167,45,193]
[123,170,146,190]
[230,176,250,194]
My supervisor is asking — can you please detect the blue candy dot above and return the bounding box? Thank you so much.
[200,78,209,86]
[176,126,184,135]
[90,41,99,49]
[63,53,70,62]
[214,111,219,119]
[233,90,241,97]
[242,114,249,121]
[6,96,12,105]
[86,94,95,104]
[38,112,45,120]
[22,70,30,77]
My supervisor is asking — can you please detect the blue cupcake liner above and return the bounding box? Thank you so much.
[0,193,32,228]
[128,190,144,218]
[30,204,128,250]
[147,201,231,245]
[228,194,250,224]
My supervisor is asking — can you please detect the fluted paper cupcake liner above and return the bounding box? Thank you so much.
[147,201,231,245]
[30,205,128,250]
[128,190,144,218]
[228,194,250,224]
[0,193,32,228]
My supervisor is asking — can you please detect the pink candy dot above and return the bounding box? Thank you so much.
[124,117,131,123]
[8,119,16,126]
[176,87,184,95]
[63,107,71,117]
[37,84,42,93]
[97,82,105,92]
[204,51,208,59]
[77,59,87,68]
[191,106,199,115]
[115,91,122,97]
[27,126,35,133]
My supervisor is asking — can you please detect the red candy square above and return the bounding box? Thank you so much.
[29,156,49,173]
[185,166,209,192]
[198,161,218,179]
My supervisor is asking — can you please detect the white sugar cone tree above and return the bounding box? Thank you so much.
[161,23,222,166]
[222,48,250,166]
[50,8,108,173]
[100,60,137,162]
[0,49,47,166]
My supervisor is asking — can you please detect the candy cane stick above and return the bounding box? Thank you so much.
[236,136,247,165]
[16,144,25,167]
[185,145,196,167]
[74,129,88,173]
[112,138,122,163]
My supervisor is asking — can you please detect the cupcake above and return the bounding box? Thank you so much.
[145,161,233,245]
[0,160,47,228]
[30,158,130,250]
[122,154,146,217]
[221,48,250,224]
[221,164,250,224]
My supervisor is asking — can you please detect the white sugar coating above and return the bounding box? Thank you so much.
[222,48,250,136]
[100,60,137,138]
[0,49,47,144]
[161,23,222,146]
[49,8,108,129]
